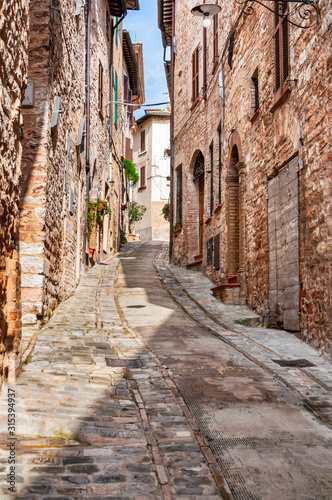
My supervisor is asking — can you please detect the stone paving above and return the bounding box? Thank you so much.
[155,242,332,426]
[0,243,224,499]
[1,240,332,499]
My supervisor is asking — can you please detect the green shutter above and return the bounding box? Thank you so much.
[115,70,118,126]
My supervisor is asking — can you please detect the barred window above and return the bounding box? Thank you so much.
[176,167,182,224]
[274,1,289,99]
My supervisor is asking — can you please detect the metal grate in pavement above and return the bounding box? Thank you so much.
[272,358,316,368]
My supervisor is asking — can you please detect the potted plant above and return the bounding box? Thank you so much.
[128,201,146,240]
[173,220,182,233]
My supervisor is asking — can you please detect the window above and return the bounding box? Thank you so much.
[140,166,146,188]
[210,143,213,216]
[274,1,289,99]
[114,69,118,125]
[140,130,145,152]
[192,47,199,103]
[98,62,103,113]
[251,69,259,114]
[228,31,235,69]
[176,166,182,224]
[213,14,218,64]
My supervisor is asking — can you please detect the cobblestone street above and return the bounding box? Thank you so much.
[1,241,332,499]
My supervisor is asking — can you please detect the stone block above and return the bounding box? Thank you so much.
[22,313,38,325]
[21,302,43,315]
[21,274,44,288]
[19,242,45,255]
[20,255,45,274]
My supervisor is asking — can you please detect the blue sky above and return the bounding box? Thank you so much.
[124,1,169,118]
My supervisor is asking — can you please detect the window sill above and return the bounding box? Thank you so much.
[138,150,147,156]
[205,216,212,225]
[270,87,292,113]
[190,98,199,111]
[250,108,260,123]
[138,186,146,192]
[213,204,222,214]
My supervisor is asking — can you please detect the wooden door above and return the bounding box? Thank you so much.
[199,174,204,254]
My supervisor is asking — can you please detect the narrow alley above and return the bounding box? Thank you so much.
[1,241,332,499]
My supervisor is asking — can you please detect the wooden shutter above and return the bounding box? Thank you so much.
[176,167,182,223]
[98,62,103,112]
[213,14,218,63]
[274,1,289,99]
[214,234,220,270]
[114,70,118,125]
[210,144,213,216]
[140,166,145,187]
[192,47,199,102]
[140,130,145,151]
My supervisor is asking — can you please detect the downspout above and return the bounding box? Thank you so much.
[169,0,175,262]
[203,0,207,99]
[84,0,91,266]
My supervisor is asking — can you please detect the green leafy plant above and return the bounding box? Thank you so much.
[128,201,147,234]
[88,199,111,244]
[120,229,127,245]
[162,203,170,222]
[123,158,139,185]
[173,220,181,230]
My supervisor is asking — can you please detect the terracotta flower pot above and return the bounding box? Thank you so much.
[127,234,135,242]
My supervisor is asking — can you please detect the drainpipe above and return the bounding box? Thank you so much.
[169,0,175,262]
[83,0,91,266]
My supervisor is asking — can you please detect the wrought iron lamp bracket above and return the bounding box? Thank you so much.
[235,0,319,28]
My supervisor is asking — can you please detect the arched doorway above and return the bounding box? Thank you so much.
[193,152,205,255]
[227,145,240,276]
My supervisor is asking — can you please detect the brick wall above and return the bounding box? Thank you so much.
[0,0,28,390]
[171,2,332,352]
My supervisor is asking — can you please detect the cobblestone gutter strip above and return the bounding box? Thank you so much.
[154,244,332,428]
[114,260,233,499]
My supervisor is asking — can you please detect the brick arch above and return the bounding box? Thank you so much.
[186,150,205,259]
[227,146,240,275]
[229,130,244,164]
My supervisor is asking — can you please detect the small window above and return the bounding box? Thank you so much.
[140,130,145,152]
[176,166,182,224]
[98,61,103,114]
[140,166,146,188]
[274,1,289,99]
[213,14,218,64]
[228,31,235,69]
[192,47,199,103]
[251,69,259,114]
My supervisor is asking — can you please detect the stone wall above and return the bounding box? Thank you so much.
[171,1,332,352]
[0,0,28,389]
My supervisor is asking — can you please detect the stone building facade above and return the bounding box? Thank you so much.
[132,110,170,240]
[19,0,140,326]
[159,1,332,354]
[0,0,28,390]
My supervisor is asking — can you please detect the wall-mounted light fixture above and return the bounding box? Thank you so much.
[109,179,115,188]
[235,0,318,29]
[191,4,221,28]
